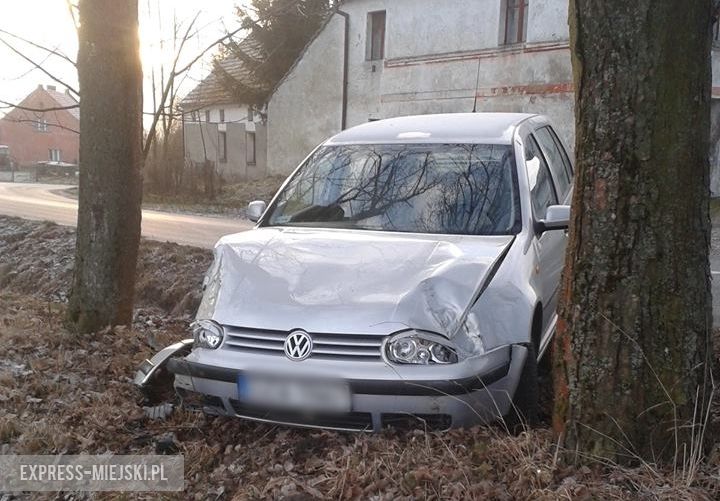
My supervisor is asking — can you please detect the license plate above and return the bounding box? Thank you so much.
[237,374,351,413]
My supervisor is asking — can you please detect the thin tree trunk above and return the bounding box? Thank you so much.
[553,0,714,463]
[67,0,143,332]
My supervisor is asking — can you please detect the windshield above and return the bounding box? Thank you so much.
[264,143,521,235]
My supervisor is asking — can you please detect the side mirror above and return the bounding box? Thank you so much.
[538,204,570,232]
[247,200,267,223]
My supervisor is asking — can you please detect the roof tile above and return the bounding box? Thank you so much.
[180,35,267,109]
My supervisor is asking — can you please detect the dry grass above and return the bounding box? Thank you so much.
[0,216,718,499]
[142,175,286,216]
[0,216,212,315]
[61,175,286,217]
[0,294,717,499]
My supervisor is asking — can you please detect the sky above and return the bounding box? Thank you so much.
[0,0,246,119]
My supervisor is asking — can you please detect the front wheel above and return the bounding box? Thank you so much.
[504,344,539,433]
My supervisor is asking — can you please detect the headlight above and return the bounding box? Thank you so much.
[385,331,458,365]
[192,319,224,349]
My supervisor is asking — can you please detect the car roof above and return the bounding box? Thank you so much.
[325,112,538,145]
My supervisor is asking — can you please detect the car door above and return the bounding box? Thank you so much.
[524,133,565,329]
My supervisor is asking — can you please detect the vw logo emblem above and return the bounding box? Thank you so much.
[284,330,313,361]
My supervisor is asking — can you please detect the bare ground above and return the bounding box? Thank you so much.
[0,216,718,500]
[0,216,212,316]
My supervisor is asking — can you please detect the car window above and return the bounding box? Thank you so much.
[264,143,522,235]
[547,126,573,179]
[524,135,557,219]
[534,126,570,200]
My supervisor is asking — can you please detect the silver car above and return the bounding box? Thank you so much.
[142,113,574,432]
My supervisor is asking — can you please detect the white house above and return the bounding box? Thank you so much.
[180,36,267,181]
[266,0,720,193]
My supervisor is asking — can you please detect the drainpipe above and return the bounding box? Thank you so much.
[181,110,186,168]
[337,9,350,130]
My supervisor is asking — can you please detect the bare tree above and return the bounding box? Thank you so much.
[0,10,240,156]
[0,28,80,135]
[141,2,246,197]
[66,0,143,332]
[553,0,714,464]
[0,28,79,98]
[1,4,244,330]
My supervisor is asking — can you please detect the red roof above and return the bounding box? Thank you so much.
[45,88,79,121]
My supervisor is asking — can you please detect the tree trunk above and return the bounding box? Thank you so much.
[67,0,143,332]
[553,0,714,463]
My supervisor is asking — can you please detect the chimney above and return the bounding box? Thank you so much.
[46,85,56,91]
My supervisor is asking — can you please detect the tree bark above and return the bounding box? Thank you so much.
[553,0,714,463]
[67,0,143,332]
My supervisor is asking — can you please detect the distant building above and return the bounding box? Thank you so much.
[181,0,720,194]
[179,36,268,182]
[263,0,720,194]
[266,0,575,177]
[0,84,79,168]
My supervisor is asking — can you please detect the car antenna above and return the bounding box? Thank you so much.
[471,56,482,113]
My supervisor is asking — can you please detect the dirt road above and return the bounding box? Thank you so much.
[0,182,252,248]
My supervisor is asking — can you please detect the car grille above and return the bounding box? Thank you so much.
[223,326,384,361]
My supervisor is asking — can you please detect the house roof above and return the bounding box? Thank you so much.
[267,11,339,101]
[326,113,537,145]
[180,35,267,110]
[0,85,79,124]
[45,88,79,121]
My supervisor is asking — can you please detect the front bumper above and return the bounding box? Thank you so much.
[167,344,528,432]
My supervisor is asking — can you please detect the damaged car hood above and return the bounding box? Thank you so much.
[198,227,514,337]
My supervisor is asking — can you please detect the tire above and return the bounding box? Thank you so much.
[504,344,539,433]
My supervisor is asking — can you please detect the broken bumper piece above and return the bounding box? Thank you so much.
[133,339,194,388]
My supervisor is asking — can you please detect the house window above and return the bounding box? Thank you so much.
[504,0,529,45]
[367,11,386,60]
[205,110,211,122]
[49,149,61,162]
[218,131,227,163]
[246,132,256,165]
[219,109,225,123]
[36,119,48,132]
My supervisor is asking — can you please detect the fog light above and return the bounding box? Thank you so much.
[192,319,224,349]
[385,331,458,365]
